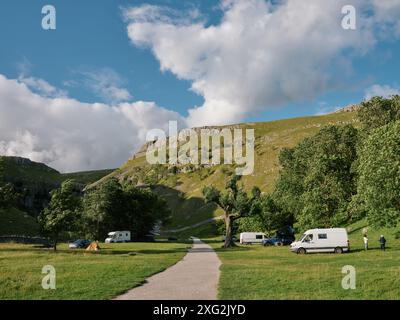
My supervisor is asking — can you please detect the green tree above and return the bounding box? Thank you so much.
[358,95,400,131]
[238,193,293,236]
[123,184,170,240]
[38,180,82,251]
[274,125,358,229]
[203,175,259,248]
[354,120,400,227]
[82,178,125,240]
[0,182,19,209]
[82,179,170,241]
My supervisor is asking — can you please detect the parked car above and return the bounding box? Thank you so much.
[105,231,131,243]
[69,239,91,249]
[240,232,267,244]
[142,234,155,242]
[262,237,284,246]
[276,226,296,240]
[290,228,349,254]
[221,235,237,242]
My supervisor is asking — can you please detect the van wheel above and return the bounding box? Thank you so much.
[334,247,343,254]
[297,248,306,255]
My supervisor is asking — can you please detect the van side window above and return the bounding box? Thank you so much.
[318,234,327,239]
[256,235,263,239]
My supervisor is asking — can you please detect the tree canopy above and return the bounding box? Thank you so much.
[274,125,358,229]
[82,178,170,241]
[38,179,82,251]
[354,120,400,227]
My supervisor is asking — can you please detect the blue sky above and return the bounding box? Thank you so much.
[0,0,400,171]
[0,0,210,115]
[1,0,399,120]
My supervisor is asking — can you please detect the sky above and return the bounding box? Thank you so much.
[0,0,400,172]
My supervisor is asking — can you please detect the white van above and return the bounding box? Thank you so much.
[240,232,267,244]
[105,231,131,243]
[290,228,349,254]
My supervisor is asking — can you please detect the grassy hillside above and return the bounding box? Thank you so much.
[61,169,115,185]
[0,156,113,235]
[0,156,115,186]
[99,110,358,233]
[0,208,40,236]
[0,156,62,185]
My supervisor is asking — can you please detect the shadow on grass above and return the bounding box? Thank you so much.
[0,246,190,256]
[202,239,225,244]
[213,245,252,253]
[349,247,392,253]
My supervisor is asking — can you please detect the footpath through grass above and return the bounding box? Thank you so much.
[208,221,400,300]
[0,241,189,300]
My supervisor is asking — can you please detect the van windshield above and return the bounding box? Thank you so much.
[298,234,306,241]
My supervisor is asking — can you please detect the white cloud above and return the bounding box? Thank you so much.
[370,0,400,37]
[0,74,186,172]
[124,0,400,127]
[16,58,67,98]
[68,67,133,104]
[18,76,68,98]
[364,84,400,100]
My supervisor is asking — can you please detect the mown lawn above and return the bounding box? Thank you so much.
[209,221,400,300]
[0,241,189,300]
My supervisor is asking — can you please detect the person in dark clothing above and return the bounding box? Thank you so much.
[379,235,386,251]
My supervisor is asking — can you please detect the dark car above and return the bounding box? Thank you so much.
[262,236,294,246]
[263,226,296,247]
[262,237,283,246]
[69,239,91,249]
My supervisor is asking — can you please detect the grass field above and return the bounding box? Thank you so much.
[0,241,189,300]
[208,220,400,300]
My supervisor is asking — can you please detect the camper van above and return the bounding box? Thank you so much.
[290,228,349,254]
[105,231,131,243]
[240,232,267,244]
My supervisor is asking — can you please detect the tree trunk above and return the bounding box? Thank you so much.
[223,215,235,248]
[53,237,58,252]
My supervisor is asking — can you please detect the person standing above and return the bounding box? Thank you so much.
[363,234,368,251]
[379,235,386,251]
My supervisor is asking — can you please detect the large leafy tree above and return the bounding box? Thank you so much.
[38,179,82,251]
[82,179,170,241]
[274,125,358,229]
[123,184,170,240]
[82,178,125,240]
[354,120,400,227]
[238,194,293,236]
[358,95,400,131]
[203,175,259,248]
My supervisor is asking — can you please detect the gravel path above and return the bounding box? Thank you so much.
[114,238,221,300]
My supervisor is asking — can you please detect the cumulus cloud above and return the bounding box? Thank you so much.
[124,0,400,127]
[18,76,68,98]
[0,74,185,172]
[66,67,133,104]
[364,84,400,100]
